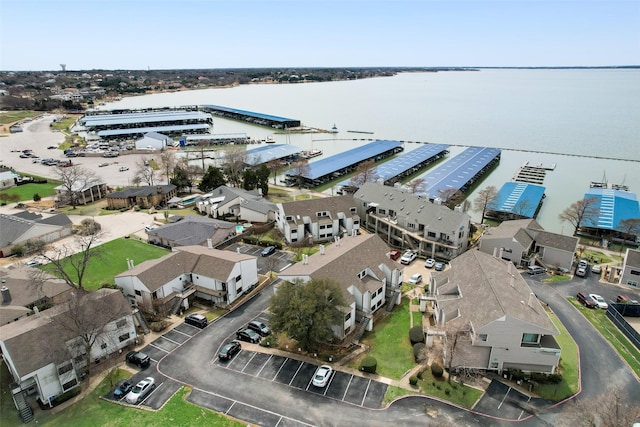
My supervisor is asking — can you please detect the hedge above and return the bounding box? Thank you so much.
[409,326,424,344]
[360,356,377,374]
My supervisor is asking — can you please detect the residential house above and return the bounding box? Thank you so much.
[0,167,16,190]
[107,184,177,210]
[54,177,107,206]
[275,195,360,245]
[196,185,277,223]
[278,234,404,339]
[146,216,236,249]
[0,266,74,326]
[353,182,470,260]
[114,245,258,310]
[0,212,73,258]
[478,219,579,271]
[429,250,561,374]
[0,289,136,416]
[135,131,173,150]
[620,248,640,288]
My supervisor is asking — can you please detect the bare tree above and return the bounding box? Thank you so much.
[513,198,534,219]
[159,149,177,185]
[559,196,599,235]
[267,158,286,185]
[221,146,247,187]
[133,157,158,186]
[289,158,309,189]
[443,323,470,384]
[406,177,426,194]
[616,218,640,254]
[349,159,379,188]
[32,227,105,291]
[55,165,100,209]
[437,189,465,210]
[473,185,498,224]
[556,386,640,427]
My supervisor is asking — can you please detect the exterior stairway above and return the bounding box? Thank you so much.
[13,392,33,423]
[354,315,371,342]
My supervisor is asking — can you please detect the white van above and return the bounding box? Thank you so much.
[526,265,546,275]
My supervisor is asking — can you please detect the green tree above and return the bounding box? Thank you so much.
[243,168,258,190]
[198,166,226,192]
[256,164,270,197]
[269,278,347,351]
[170,166,193,193]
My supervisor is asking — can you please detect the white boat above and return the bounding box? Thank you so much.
[300,149,322,159]
[331,124,338,133]
[263,136,276,143]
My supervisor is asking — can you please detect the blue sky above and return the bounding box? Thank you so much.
[1,0,638,70]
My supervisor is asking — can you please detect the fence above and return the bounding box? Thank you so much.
[606,303,640,351]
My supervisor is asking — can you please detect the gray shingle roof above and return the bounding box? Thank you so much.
[148,216,234,247]
[280,195,357,224]
[534,231,579,253]
[107,184,177,199]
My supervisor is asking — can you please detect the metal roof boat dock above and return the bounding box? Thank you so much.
[337,143,450,191]
[487,182,546,220]
[200,105,300,129]
[582,184,640,232]
[413,146,501,201]
[245,144,304,166]
[285,140,404,187]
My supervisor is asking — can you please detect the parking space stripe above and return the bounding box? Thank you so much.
[160,336,181,345]
[171,329,192,337]
[288,361,304,386]
[242,352,258,373]
[139,381,162,406]
[518,396,531,420]
[279,263,292,272]
[273,357,288,381]
[342,375,354,401]
[360,379,371,406]
[149,343,169,353]
[256,354,273,377]
[225,401,236,415]
[497,386,511,409]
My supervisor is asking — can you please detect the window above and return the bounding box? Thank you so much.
[345,312,351,321]
[502,248,512,253]
[62,378,78,391]
[116,319,127,328]
[631,270,640,276]
[379,209,386,215]
[58,363,73,375]
[236,275,241,282]
[477,334,488,342]
[118,333,130,343]
[522,333,540,344]
[357,270,367,279]
[627,280,638,287]
[134,290,141,296]
[407,223,415,229]
[350,207,357,213]
[427,231,436,238]
[74,354,85,363]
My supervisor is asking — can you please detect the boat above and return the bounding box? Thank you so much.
[300,149,322,159]
[331,124,338,133]
[263,136,276,143]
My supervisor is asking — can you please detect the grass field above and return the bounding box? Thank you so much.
[42,238,170,290]
[0,179,61,202]
[0,111,39,126]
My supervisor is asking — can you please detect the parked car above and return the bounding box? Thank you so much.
[104,151,119,158]
[434,262,446,271]
[424,258,436,268]
[389,250,401,261]
[575,263,588,277]
[576,292,597,308]
[184,313,208,328]
[590,264,602,274]
[261,245,276,257]
[98,162,108,167]
[236,328,261,343]
[408,273,422,284]
[247,320,271,337]
[126,377,155,404]
[47,145,57,149]
[113,380,133,398]
[589,294,608,309]
[400,250,417,265]
[218,341,241,361]
[25,259,41,267]
[616,294,631,304]
[125,351,150,368]
[526,265,546,275]
[312,365,333,388]
[144,225,155,232]
[119,166,129,172]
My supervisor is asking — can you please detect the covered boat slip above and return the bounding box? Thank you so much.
[285,140,404,187]
[486,182,546,220]
[200,104,300,129]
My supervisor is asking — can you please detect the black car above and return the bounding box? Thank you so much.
[247,320,271,337]
[236,328,261,343]
[113,380,133,398]
[261,245,276,257]
[125,351,150,368]
[184,313,208,328]
[218,341,241,361]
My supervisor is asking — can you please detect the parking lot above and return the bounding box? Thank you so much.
[226,242,296,275]
[472,379,548,421]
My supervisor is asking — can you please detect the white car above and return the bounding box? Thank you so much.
[144,225,156,232]
[400,250,417,265]
[119,166,129,172]
[590,265,602,274]
[408,273,423,284]
[126,377,155,404]
[425,258,436,268]
[589,294,608,309]
[312,365,333,388]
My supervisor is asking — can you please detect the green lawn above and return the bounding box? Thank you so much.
[0,181,61,202]
[0,110,39,125]
[569,298,640,377]
[351,298,414,379]
[416,370,484,408]
[412,309,423,328]
[34,369,245,427]
[42,238,170,290]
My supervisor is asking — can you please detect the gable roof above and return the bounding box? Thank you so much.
[434,250,558,335]
[0,266,72,308]
[142,131,170,141]
[0,289,131,377]
[279,234,400,298]
[353,182,470,232]
[148,216,235,246]
[481,219,578,253]
[107,184,177,199]
[0,213,73,248]
[280,194,357,223]
[533,230,579,253]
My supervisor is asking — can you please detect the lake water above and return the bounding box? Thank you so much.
[105,69,640,234]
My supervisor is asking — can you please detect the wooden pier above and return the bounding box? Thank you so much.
[512,161,556,185]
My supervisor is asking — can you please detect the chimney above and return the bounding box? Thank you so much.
[528,292,535,307]
[33,306,40,317]
[498,248,504,259]
[207,238,213,249]
[1,286,11,304]
[492,247,498,257]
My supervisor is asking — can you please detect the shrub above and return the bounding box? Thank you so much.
[416,370,423,380]
[413,342,426,362]
[360,356,377,374]
[409,376,418,386]
[548,374,562,384]
[33,193,41,202]
[12,244,25,257]
[445,389,451,395]
[409,326,424,344]
[431,363,444,378]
